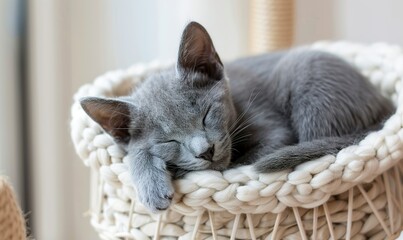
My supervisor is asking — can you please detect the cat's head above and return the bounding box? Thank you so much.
[80,22,236,172]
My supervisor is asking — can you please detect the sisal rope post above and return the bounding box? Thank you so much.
[0,177,26,240]
[249,0,295,53]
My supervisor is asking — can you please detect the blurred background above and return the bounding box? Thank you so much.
[2,0,403,239]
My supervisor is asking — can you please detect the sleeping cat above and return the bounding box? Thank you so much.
[80,22,394,212]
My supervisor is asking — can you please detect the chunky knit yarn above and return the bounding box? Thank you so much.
[71,42,403,239]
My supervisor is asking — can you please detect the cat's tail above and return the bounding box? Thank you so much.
[254,134,364,173]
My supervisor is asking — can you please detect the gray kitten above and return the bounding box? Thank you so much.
[80,22,394,212]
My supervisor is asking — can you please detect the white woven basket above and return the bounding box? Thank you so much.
[71,42,403,240]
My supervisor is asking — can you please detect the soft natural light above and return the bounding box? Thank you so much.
[1,0,403,239]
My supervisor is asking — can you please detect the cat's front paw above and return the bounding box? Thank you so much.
[136,178,174,212]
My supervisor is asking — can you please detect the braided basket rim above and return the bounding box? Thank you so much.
[70,41,403,215]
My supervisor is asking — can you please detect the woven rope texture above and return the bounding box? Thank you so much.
[0,177,26,240]
[71,42,403,239]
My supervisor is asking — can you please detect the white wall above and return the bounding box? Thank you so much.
[295,0,403,46]
[71,0,250,90]
[337,0,403,45]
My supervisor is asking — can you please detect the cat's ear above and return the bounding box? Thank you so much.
[80,97,133,143]
[177,21,224,80]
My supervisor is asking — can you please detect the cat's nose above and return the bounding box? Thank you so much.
[197,145,215,161]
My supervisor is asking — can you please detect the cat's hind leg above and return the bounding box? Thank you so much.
[274,50,393,142]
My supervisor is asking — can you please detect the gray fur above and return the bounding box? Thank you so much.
[227,49,394,173]
[80,22,394,212]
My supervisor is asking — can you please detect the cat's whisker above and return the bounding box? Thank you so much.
[228,89,261,132]
[229,147,239,153]
[231,137,252,146]
[229,113,262,139]
[228,104,252,132]
[232,134,253,143]
[228,97,254,131]
[230,114,255,134]
[231,139,251,146]
[231,131,252,139]
[222,140,239,154]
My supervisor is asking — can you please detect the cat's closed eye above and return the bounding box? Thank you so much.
[149,141,180,160]
[154,139,180,145]
[162,140,179,144]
